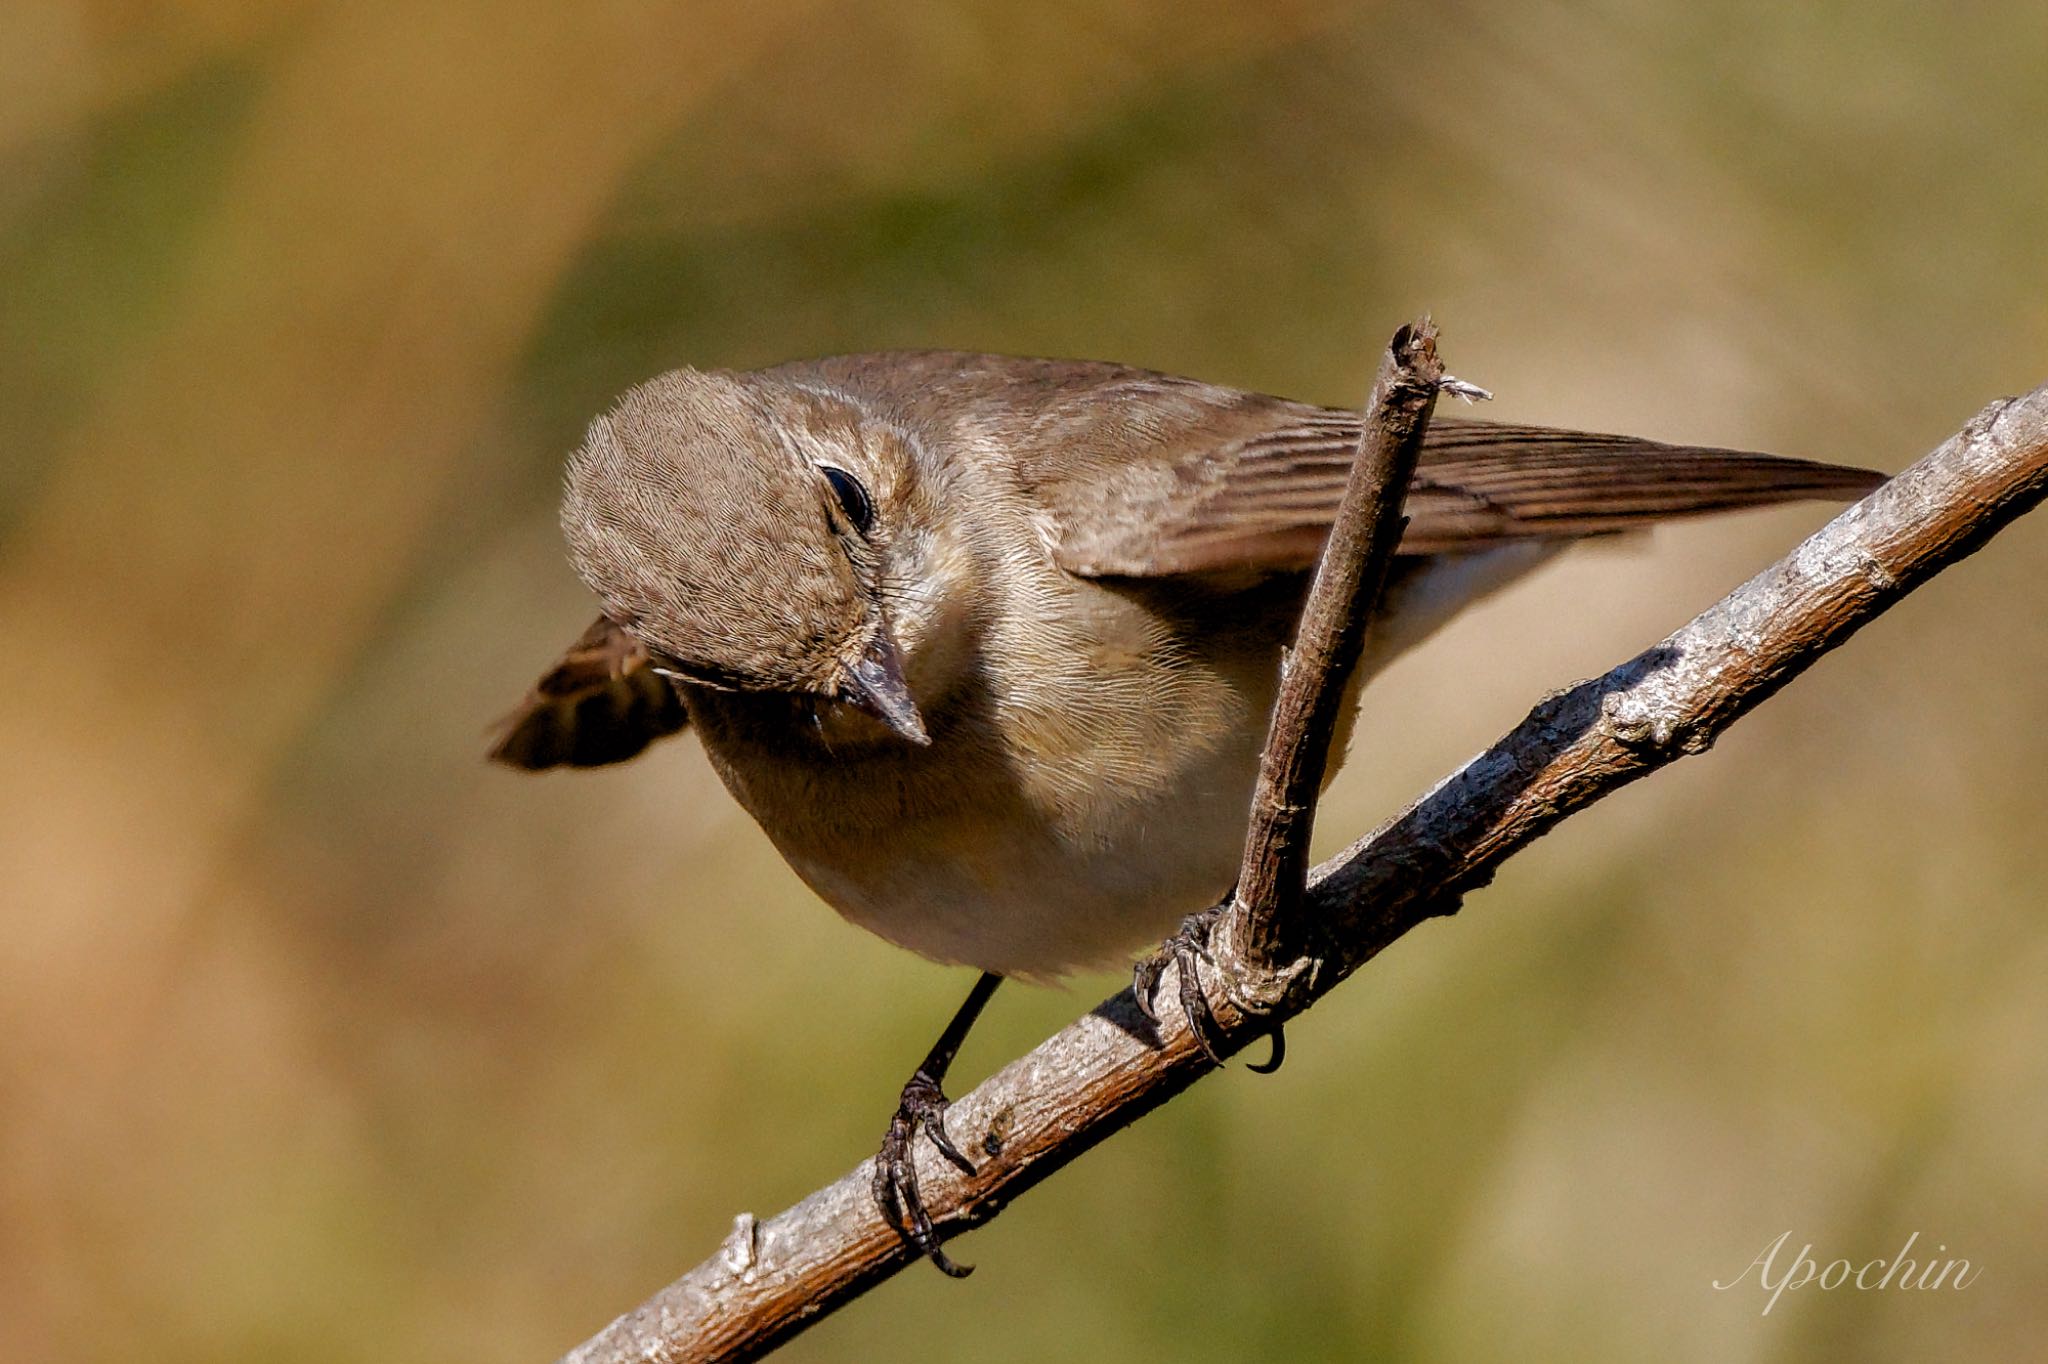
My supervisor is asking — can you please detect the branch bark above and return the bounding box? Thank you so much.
[1221,318,1448,988]
[561,374,2048,1364]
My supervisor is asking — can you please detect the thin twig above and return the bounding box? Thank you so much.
[1219,317,1451,993]
[560,378,2048,1364]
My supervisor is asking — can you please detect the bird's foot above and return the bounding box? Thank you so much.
[1132,902,1286,1074]
[873,1063,978,1277]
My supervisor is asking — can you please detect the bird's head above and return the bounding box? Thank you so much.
[561,367,929,745]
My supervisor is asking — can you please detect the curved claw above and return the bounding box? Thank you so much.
[874,1074,977,1277]
[921,1103,976,1177]
[1132,904,1220,1027]
[1174,938,1228,1065]
[1132,903,1288,1075]
[1245,1025,1286,1075]
[1131,955,1167,1026]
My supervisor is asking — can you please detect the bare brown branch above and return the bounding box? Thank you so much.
[561,377,2048,1364]
[1221,317,1446,987]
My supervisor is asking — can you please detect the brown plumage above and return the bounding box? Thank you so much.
[495,349,1886,1276]
[496,351,1882,977]
[489,616,684,770]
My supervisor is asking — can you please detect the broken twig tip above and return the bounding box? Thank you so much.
[720,1212,761,1282]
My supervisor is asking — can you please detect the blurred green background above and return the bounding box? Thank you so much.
[3,2,2045,1360]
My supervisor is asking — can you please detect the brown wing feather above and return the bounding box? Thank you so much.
[490,616,688,770]
[1055,409,1885,577]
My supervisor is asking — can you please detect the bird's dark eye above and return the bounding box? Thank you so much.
[821,466,875,537]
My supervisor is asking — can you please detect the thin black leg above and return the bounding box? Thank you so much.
[872,971,1002,1276]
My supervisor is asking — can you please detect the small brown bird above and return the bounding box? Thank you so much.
[493,350,1880,1271]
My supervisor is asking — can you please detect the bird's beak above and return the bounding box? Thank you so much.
[839,631,930,746]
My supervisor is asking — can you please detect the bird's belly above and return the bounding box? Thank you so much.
[780,765,1256,980]
[693,704,1265,980]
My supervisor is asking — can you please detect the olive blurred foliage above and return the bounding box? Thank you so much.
[2,3,2045,1361]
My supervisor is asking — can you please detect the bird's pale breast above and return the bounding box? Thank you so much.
[684,556,1292,978]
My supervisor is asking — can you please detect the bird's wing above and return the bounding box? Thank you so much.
[491,616,688,771]
[1014,377,1883,578]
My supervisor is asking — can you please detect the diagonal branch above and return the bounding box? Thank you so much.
[561,372,2048,1364]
